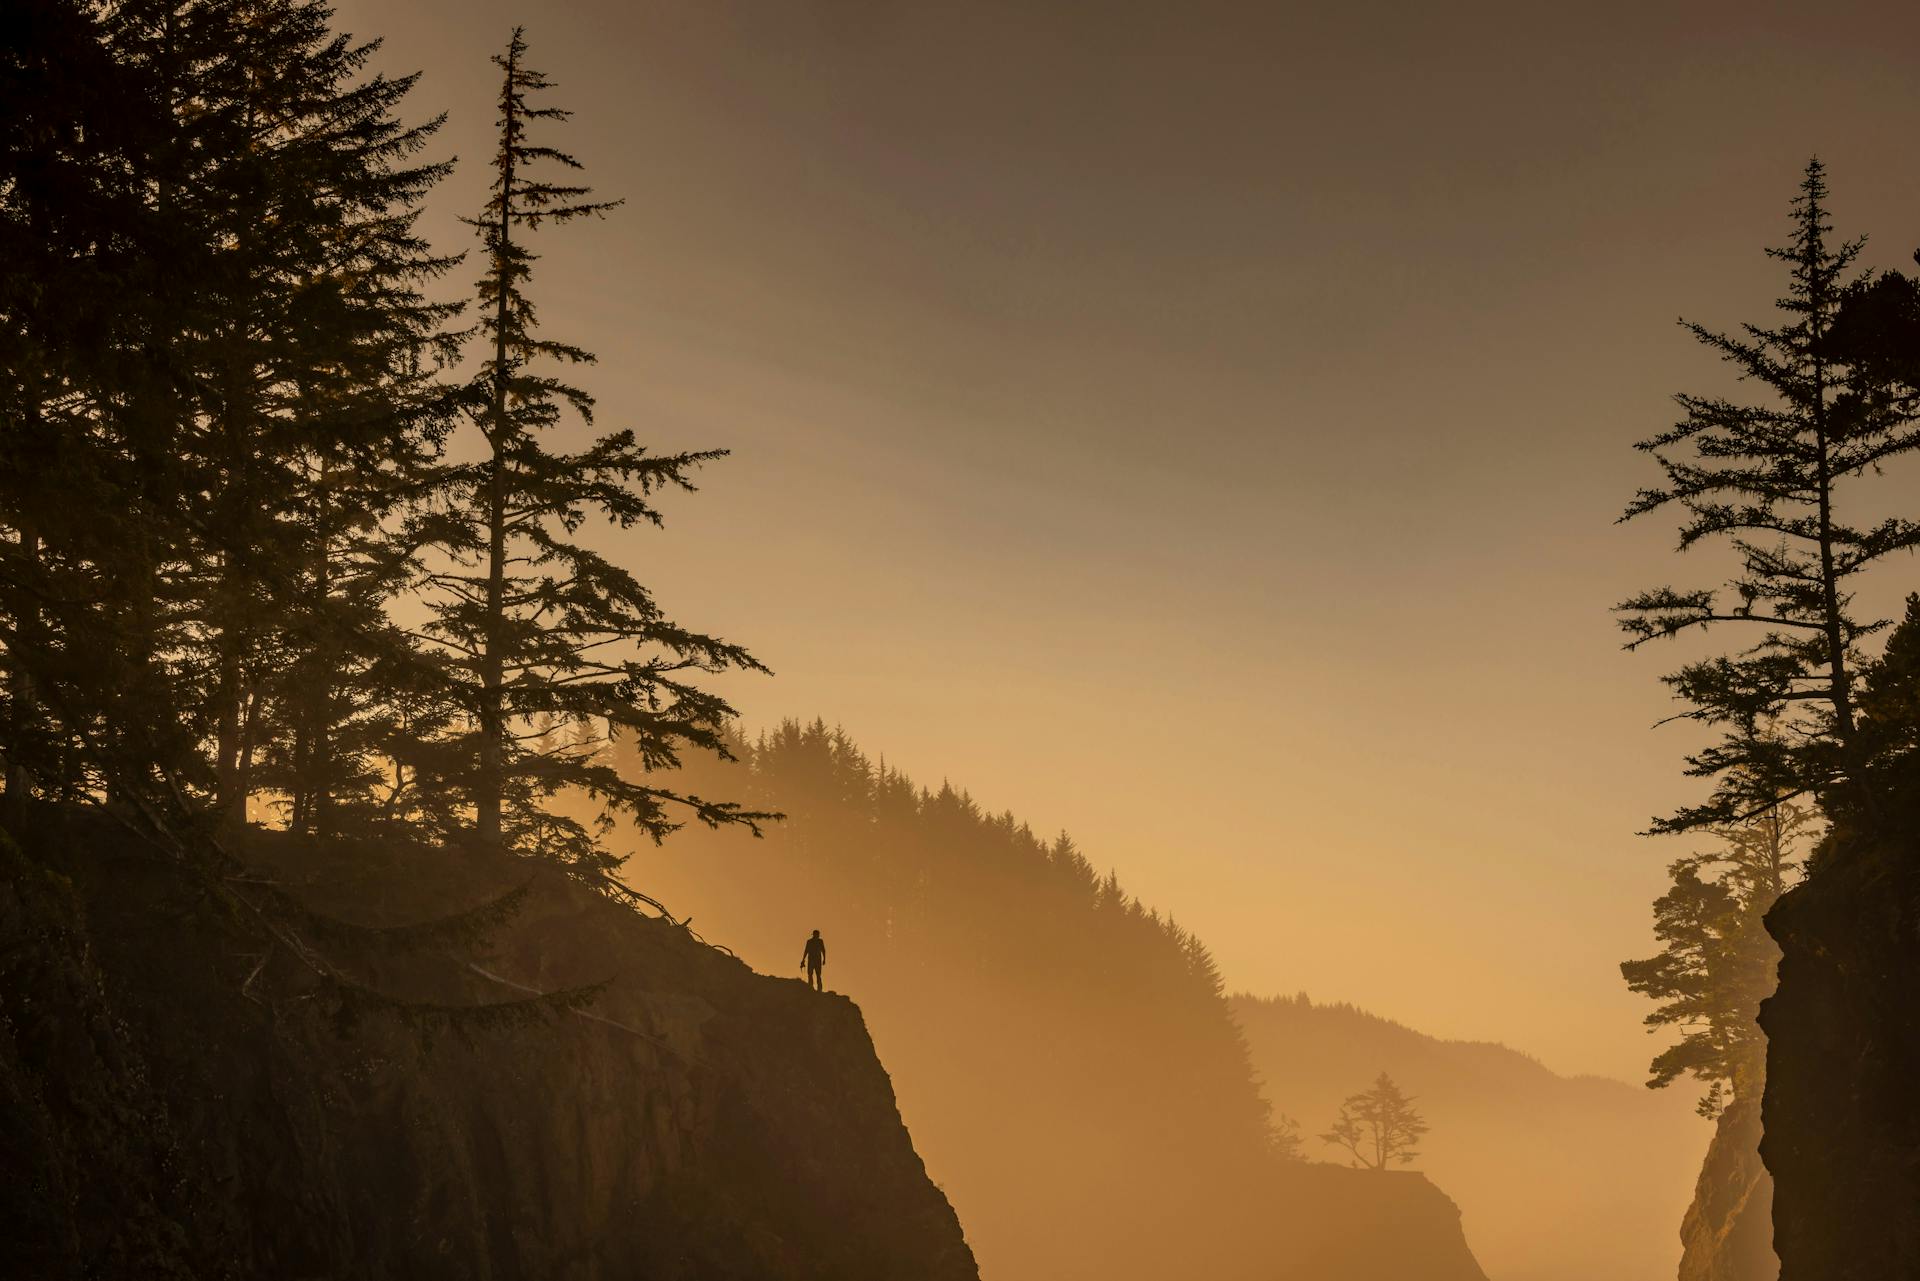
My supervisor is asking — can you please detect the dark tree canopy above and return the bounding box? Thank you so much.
[0,7,766,892]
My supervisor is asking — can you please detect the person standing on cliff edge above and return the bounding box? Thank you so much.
[800,930,827,991]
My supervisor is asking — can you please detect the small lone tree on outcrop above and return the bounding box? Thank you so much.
[1320,1072,1428,1170]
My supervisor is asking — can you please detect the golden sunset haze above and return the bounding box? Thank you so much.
[340,0,1920,1082]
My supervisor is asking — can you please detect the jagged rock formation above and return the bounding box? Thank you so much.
[1677,1088,1775,1281]
[1760,822,1920,1281]
[1,811,976,1280]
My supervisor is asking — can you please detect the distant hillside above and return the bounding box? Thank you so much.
[1234,993,1709,1281]
[608,721,1487,1281]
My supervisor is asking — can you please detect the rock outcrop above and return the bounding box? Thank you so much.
[1759,821,1920,1281]
[1,811,976,1280]
[1677,1087,1775,1281]
[1268,1164,1485,1281]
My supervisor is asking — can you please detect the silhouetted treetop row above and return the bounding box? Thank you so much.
[0,1,767,872]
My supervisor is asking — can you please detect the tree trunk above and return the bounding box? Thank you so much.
[294,456,334,837]
[475,43,519,849]
[216,623,243,829]
[7,522,40,811]
[1806,241,1853,748]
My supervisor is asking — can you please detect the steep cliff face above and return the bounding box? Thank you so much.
[1677,1089,1775,1281]
[1,813,976,1281]
[1759,824,1920,1281]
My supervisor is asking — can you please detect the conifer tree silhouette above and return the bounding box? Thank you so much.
[1620,799,1812,1114]
[414,28,770,863]
[1320,1072,1428,1170]
[3,0,456,826]
[1618,160,1920,834]
[184,0,459,833]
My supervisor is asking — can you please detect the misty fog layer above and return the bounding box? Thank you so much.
[596,722,1700,1280]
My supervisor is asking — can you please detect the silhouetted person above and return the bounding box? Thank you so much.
[801,929,826,991]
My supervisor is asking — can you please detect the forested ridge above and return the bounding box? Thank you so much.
[607,720,1487,1281]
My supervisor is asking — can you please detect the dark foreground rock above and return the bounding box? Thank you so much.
[1,811,976,1280]
[1760,822,1920,1281]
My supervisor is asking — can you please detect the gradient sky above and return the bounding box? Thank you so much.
[340,0,1920,1080]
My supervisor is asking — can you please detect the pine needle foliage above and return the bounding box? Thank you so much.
[180,0,462,833]
[2,9,771,1016]
[1620,799,1811,1114]
[1618,160,1920,834]
[412,28,772,868]
[0,0,462,833]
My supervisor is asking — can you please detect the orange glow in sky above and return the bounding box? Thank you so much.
[342,0,1920,1080]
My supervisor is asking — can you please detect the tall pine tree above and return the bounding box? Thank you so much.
[414,28,769,865]
[1618,159,1920,834]
[174,0,458,831]
[0,0,216,813]
[219,5,462,837]
[2,1,459,844]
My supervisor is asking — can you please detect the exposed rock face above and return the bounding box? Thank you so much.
[1,814,976,1280]
[1759,825,1920,1281]
[1677,1088,1775,1281]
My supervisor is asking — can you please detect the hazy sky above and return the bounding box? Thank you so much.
[340,0,1920,1079]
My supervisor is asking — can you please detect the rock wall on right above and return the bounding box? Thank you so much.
[1759,824,1920,1281]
